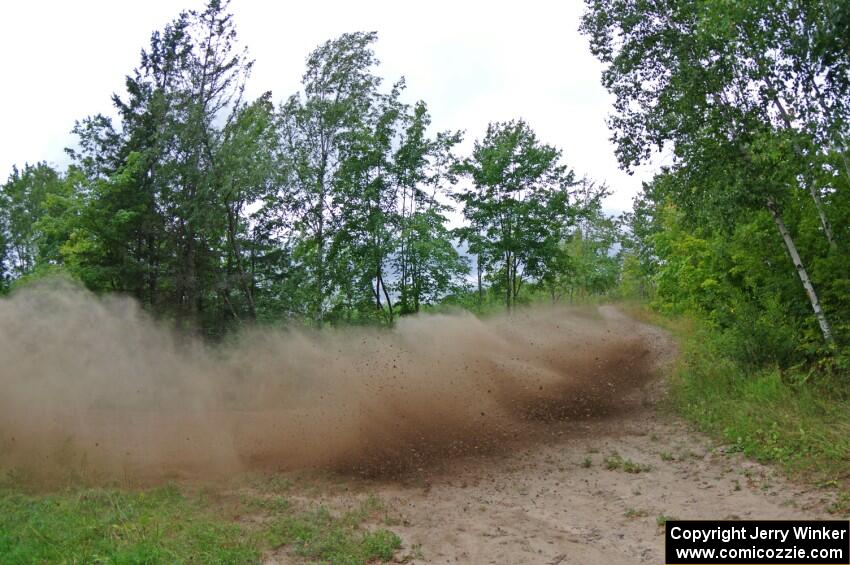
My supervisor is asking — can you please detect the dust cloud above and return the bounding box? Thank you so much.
[0,280,659,483]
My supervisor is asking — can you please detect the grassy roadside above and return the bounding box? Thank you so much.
[623,303,850,514]
[0,475,402,564]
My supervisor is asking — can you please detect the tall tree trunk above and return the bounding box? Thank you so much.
[477,253,483,306]
[315,217,324,328]
[413,264,420,313]
[374,261,383,310]
[809,81,850,188]
[770,95,836,249]
[841,151,850,187]
[399,187,409,314]
[505,251,512,310]
[511,256,521,305]
[399,242,408,313]
[226,201,256,320]
[766,198,833,344]
[183,229,197,333]
[802,171,836,250]
[147,234,158,312]
[379,271,394,324]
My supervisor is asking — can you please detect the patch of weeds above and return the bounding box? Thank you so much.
[827,492,850,515]
[660,451,674,461]
[604,452,623,470]
[580,457,593,469]
[623,460,652,473]
[360,529,402,562]
[267,505,401,564]
[383,513,402,527]
[656,514,678,527]
[624,507,649,519]
[604,452,651,473]
[351,494,385,521]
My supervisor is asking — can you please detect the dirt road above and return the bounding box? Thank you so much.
[263,306,833,564]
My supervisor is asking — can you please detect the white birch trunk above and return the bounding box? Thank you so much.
[766,198,834,344]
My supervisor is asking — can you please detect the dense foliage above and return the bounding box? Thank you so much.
[0,1,618,336]
[584,0,850,376]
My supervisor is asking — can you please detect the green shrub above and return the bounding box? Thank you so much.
[716,296,799,369]
[671,321,850,512]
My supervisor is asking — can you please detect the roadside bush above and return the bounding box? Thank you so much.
[670,318,850,512]
[715,296,799,369]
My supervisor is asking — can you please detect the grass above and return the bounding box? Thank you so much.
[625,303,850,514]
[623,507,649,519]
[265,506,400,564]
[0,476,403,564]
[602,452,651,474]
[673,330,850,511]
[656,514,677,527]
[0,484,259,563]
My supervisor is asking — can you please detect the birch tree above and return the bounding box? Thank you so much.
[581,0,847,344]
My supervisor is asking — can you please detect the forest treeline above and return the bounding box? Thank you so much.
[583,1,850,377]
[0,1,619,336]
[2,0,849,381]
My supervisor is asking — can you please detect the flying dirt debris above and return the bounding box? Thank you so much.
[0,282,659,482]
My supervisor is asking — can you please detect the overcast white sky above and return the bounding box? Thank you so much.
[0,0,661,214]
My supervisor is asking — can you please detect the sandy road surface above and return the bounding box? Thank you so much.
[263,306,834,564]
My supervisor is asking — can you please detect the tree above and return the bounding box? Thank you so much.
[216,93,278,322]
[62,0,257,335]
[274,31,382,325]
[457,120,577,310]
[541,179,620,303]
[392,103,467,314]
[618,184,664,300]
[0,163,65,281]
[580,0,848,344]
[332,78,406,323]
[271,33,467,325]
